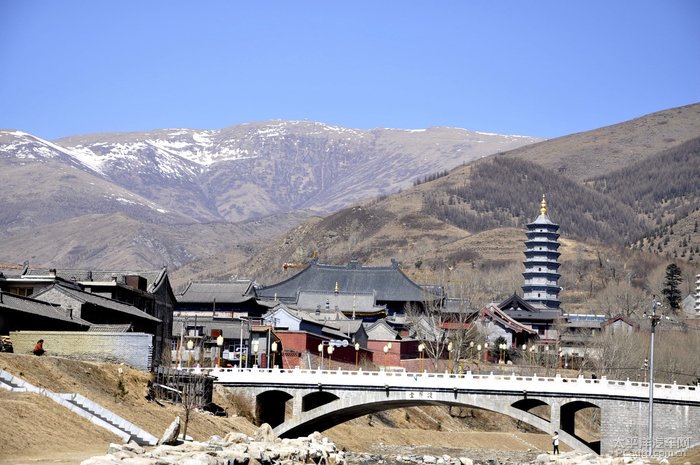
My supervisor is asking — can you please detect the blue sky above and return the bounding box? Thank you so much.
[1,1,699,140]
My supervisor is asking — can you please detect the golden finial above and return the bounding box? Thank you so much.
[540,194,548,216]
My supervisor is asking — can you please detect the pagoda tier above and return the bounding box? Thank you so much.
[522,195,561,311]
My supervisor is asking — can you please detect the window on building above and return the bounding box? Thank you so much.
[9,287,32,297]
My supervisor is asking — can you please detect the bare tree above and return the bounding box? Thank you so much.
[587,328,644,379]
[180,381,197,441]
[591,280,650,317]
[405,301,449,371]
[405,282,478,373]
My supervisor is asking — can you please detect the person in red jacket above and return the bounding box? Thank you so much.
[32,339,45,356]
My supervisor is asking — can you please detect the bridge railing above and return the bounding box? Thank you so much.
[187,366,699,402]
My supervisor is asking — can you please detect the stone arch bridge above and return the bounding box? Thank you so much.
[197,367,699,457]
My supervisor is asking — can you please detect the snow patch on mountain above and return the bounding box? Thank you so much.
[1,130,106,174]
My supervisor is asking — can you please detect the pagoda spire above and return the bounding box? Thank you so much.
[540,194,548,216]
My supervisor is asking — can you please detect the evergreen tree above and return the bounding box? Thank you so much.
[661,263,683,311]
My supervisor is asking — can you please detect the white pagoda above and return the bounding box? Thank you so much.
[522,195,561,311]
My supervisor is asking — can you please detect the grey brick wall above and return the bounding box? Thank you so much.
[601,398,700,457]
[10,330,153,370]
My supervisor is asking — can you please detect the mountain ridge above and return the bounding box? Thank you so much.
[0,121,540,271]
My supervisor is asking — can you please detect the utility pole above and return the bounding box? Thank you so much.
[647,296,662,457]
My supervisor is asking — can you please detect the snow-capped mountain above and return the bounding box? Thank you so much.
[3,121,540,223]
[0,121,540,268]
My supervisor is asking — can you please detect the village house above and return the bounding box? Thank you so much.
[0,264,174,366]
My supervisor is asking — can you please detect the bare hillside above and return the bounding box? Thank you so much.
[502,102,700,181]
[0,353,257,464]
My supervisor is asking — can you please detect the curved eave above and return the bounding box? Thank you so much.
[522,260,561,268]
[526,226,560,234]
[523,272,562,279]
[523,253,561,260]
[524,239,561,248]
[522,283,561,290]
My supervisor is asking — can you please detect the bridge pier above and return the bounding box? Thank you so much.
[293,391,304,417]
[549,400,560,438]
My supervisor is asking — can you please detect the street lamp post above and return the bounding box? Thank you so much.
[318,343,324,370]
[328,345,335,369]
[647,296,662,457]
[186,339,194,368]
[233,316,253,368]
[418,343,425,372]
[476,344,482,374]
[355,342,360,369]
[252,340,259,367]
[447,341,453,373]
[557,348,563,374]
[498,343,506,364]
[383,345,389,369]
[271,341,278,368]
[469,341,474,371]
[216,335,224,368]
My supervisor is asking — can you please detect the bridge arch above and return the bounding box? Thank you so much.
[256,390,293,428]
[302,391,339,412]
[280,398,465,438]
[511,398,551,422]
[560,400,601,454]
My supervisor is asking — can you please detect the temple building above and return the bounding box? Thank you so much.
[255,258,444,318]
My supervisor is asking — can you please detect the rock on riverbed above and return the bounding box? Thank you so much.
[80,424,665,465]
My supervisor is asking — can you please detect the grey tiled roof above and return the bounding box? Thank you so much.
[23,267,167,292]
[296,290,385,313]
[257,259,440,302]
[264,305,352,340]
[497,293,561,322]
[528,213,558,227]
[33,284,160,322]
[365,319,399,340]
[0,292,91,327]
[88,324,132,333]
[325,319,364,335]
[177,280,255,304]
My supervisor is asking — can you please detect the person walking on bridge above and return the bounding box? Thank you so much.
[552,431,560,454]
